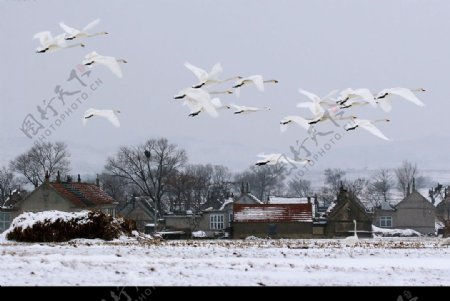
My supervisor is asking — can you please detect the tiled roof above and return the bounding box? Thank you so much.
[50,182,116,207]
[396,190,434,209]
[119,197,155,217]
[233,203,313,223]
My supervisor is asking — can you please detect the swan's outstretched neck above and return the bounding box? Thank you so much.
[66,43,85,49]
[87,31,109,38]
[372,118,390,123]
[116,59,128,64]
[223,76,242,82]
[263,79,278,84]
[210,90,233,95]
[412,88,426,92]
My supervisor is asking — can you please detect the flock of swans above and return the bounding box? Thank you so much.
[33,19,124,127]
[281,87,425,142]
[33,19,427,166]
[174,60,426,164]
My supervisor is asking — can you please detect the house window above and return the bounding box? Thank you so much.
[210,214,224,230]
[0,212,11,233]
[379,216,392,228]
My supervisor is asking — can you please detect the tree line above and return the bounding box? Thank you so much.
[0,138,432,214]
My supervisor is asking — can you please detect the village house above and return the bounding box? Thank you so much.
[163,198,234,238]
[232,202,313,239]
[0,189,27,232]
[162,183,259,238]
[374,180,436,235]
[0,172,118,232]
[325,186,373,238]
[435,187,450,224]
[117,196,157,233]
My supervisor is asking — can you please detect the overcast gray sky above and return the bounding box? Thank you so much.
[1,0,450,175]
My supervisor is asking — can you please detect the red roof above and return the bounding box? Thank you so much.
[50,182,116,208]
[233,203,312,223]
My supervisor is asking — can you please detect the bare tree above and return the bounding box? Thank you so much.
[0,167,19,203]
[209,165,232,203]
[324,168,346,196]
[105,138,187,216]
[166,164,232,213]
[395,160,419,197]
[371,169,393,203]
[10,141,71,187]
[235,164,286,202]
[288,175,312,197]
[166,169,197,213]
[345,177,369,199]
[99,173,137,206]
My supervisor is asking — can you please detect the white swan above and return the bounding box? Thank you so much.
[82,51,127,78]
[184,98,230,117]
[59,19,108,40]
[280,115,315,132]
[184,62,240,89]
[345,118,390,140]
[232,75,278,98]
[230,104,270,114]
[374,87,425,112]
[174,88,219,118]
[338,99,374,110]
[343,220,359,245]
[173,88,231,99]
[280,112,355,132]
[255,153,311,166]
[336,88,377,108]
[297,89,339,116]
[34,31,85,53]
[82,108,121,127]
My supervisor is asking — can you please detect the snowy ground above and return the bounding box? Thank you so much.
[1,237,450,286]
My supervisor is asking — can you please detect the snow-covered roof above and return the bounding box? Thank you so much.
[325,201,337,214]
[268,196,310,204]
[219,198,234,211]
[234,203,313,223]
[247,193,263,204]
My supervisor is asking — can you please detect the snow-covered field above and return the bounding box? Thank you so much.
[1,236,450,286]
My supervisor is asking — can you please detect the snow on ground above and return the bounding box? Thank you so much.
[0,236,450,286]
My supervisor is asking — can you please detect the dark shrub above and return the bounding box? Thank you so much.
[6,210,136,242]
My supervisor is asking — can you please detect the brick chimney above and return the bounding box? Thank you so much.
[45,170,50,183]
[56,171,61,183]
[96,174,100,187]
[412,177,416,192]
[77,174,81,183]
